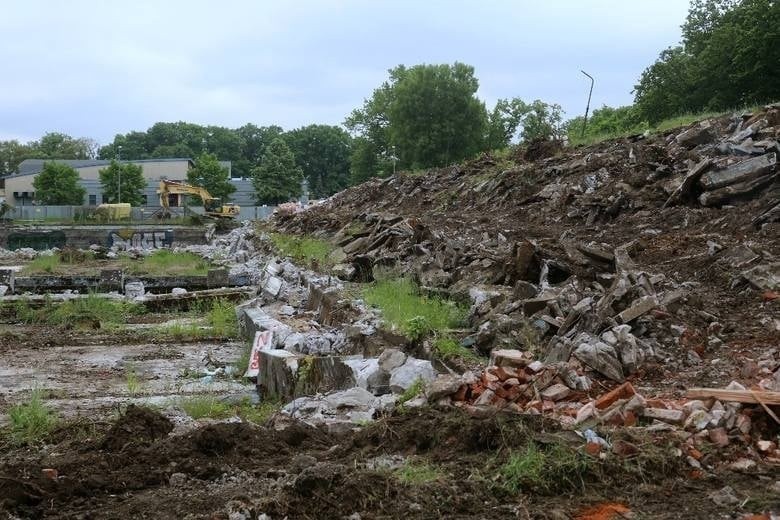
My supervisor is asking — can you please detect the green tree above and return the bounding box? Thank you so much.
[519,100,565,142]
[32,162,86,205]
[187,153,236,202]
[284,125,352,197]
[485,98,529,149]
[31,132,96,159]
[346,62,488,177]
[635,0,780,123]
[566,105,646,141]
[0,140,34,175]
[251,138,303,204]
[98,161,146,205]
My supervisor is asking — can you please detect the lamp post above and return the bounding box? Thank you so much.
[116,145,123,204]
[580,70,595,138]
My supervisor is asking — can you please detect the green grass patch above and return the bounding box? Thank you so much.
[7,390,58,445]
[206,299,238,337]
[120,250,211,276]
[269,232,333,267]
[155,321,211,340]
[432,336,478,361]
[499,443,593,494]
[397,378,425,406]
[125,364,142,396]
[363,278,467,340]
[13,294,143,328]
[22,255,61,274]
[180,396,280,423]
[394,460,442,484]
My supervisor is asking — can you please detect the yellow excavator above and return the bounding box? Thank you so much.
[156,180,240,219]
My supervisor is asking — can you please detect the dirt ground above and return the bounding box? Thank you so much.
[1,406,778,520]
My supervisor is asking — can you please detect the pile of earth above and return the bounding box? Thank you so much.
[2,406,775,519]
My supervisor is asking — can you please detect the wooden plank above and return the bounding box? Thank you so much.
[686,387,780,405]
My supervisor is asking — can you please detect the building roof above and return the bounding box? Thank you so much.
[8,158,197,179]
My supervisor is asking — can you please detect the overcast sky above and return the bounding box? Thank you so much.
[0,0,689,144]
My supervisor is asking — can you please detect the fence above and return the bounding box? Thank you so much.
[4,205,277,223]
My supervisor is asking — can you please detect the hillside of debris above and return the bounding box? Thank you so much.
[278,104,779,391]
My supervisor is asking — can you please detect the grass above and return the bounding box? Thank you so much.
[22,254,61,274]
[394,460,442,484]
[499,443,593,494]
[269,232,334,267]
[180,395,280,423]
[233,342,252,378]
[13,294,143,328]
[206,299,238,337]
[567,102,772,147]
[7,390,58,445]
[152,299,237,340]
[432,336,479,361]
[125,364,142,396]
[363,278,467,340]
[397,378,425,406]
[120,250,212,276]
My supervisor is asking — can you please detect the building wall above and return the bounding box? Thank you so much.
[6,161,260,209]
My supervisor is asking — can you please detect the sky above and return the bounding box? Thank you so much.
[0,0,690,144]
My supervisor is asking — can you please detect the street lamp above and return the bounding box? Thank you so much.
[117,145,123,203]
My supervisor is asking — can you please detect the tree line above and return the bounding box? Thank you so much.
[7,0,778,206]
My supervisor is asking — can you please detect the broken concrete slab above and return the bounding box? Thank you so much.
[699,152,776,191]
[617,295,658,324]
[642,407,684,424]
[573,341,624,382]
[662,158,713,208]
[676,123,715,148]
[700,171,779,206]
[740,262,780,291]
[257,349,355,400]
[489,349,527,368]
[389,358,436,393]
[262,275,283,298]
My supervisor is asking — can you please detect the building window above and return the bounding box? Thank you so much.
[142,195,148,205]
[89,194,97,206]
[102,194,109,203]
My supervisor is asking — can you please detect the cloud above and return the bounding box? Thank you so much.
[0,0,688,143]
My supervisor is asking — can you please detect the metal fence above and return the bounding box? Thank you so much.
[5,205,277,222]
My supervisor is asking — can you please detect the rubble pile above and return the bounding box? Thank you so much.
[264,105,780,463]
[276,105,779,388]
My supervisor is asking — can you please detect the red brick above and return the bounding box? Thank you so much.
[452,385,468,402]
[595,382,636,410]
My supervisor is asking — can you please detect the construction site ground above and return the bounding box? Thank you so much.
[2,107,780,519]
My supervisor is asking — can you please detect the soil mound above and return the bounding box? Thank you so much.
[101,404,174,451]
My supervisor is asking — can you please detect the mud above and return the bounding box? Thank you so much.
[1,407,777,519]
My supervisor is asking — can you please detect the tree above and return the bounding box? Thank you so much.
[284,125,352,197]
[234,124,284,179]
[635,0,780,123]
[566,105,646,141]
[31,132,96,159]
[99,161,146,205]
[187,153,236,202]
[519,100,565,141]
[32,162,86,205]
[0,140,34,176]
[251,138,303,204]
[346,62,487,177]
[485,98,529,149]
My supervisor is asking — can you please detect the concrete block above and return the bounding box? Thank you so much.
[207,268,229,288]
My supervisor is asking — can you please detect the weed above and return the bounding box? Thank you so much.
[125,364,142,396]
[363,278,467,340]
[395,460,441,484]
[50,294,142,328]
[180,395,233,419]
[397,378,425,406]
[233,342,252,378]
[157,321,210,340]
[432,336,478,361]
[22,254,61,274]
[180,395,280,423]
[269,232,333,267]
[499,442,593,494]
[206,299,238,338]
[7,390,58,445]
[121,250,211,276]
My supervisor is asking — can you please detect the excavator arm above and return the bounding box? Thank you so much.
[156,180,239,219]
